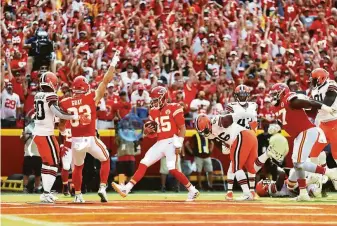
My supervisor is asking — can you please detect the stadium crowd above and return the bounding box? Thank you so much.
[1,0,337,129]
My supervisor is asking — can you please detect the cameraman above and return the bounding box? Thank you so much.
[24,29,55,77]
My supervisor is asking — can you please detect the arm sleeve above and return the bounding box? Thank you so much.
[327,81,337,93]
[173,106,185,126]
[50,104,77,120]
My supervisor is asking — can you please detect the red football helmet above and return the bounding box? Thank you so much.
[310,68,329,88]
[150,86,168,109]
[72,76,90,94]
[234,84,250,105]
[195,114,212,137]
[269,83,290,106]
[256,180,270,197]
[40,72,58,92]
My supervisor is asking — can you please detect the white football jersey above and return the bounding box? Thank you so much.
[225,102,258,129]
[33,92,58,136]
[207,63,220,77]
[1,89,20,119]
[208,115,247,146]
[311,80,337,123]
[131,90,150,107]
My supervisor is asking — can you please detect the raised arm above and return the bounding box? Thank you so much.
[289,96,336,114]
[94,51,120,105]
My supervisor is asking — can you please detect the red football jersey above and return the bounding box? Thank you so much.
[271,93,314,138]
[149,103,185,141]
[60,91,97,137]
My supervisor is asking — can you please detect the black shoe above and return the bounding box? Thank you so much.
[23,187,29,194]
[63,184,70,196]
[34,187,42,194]
[175,186,180,193]
[70,187,75,197]
[161,186,166,193]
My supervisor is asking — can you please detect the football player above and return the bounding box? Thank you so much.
[59,52,120,203]
[309,68,337,177]
[112,86,200,201]
[224,84,259,200]
[32,72,85,203]
[269,83,337,201]
[195,112,259,200]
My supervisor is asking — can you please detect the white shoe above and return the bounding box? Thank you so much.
[325,168,337,190]
[236,192,254,201]
[186,189,200,202]
[40,193,55,203]
[98,185,108,202]
[73,193,85,203]
[292,193,311,201]
[111,182,128,198]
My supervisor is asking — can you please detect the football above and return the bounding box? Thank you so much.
[143,121,158,136]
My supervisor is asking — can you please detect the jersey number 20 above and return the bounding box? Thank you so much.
[34,100,45,120]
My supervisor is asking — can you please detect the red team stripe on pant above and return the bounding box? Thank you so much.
[41,169,57,176]
[297,131,307,163]
[94,137,109,160]
[237,179,248,185]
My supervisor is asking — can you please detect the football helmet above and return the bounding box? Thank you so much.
[269,83,290,106]
[195,114,212,137]
[150,86,168,109]
[234,84,250,105]
[310,68,329,88]
[256,180,270,197]
[40,72,58,92]
[72,76,90,94]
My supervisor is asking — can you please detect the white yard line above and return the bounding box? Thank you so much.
[48,220,337,225]
[1,215,68,226]
[14,212,337,216]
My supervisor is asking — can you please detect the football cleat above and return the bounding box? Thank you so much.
[186,188,200,202]
[236,192,254,201]
[225,191,234,201]
[63,184,70,196]
[111,182,128,198]
[292,193,311,201]
[98,185,108,203]
[40,193,55,203]
[74,193,85,203]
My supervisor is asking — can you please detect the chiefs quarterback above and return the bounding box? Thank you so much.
[309,68,337,181]
[269,83,337,201]
[59,52,120,203]
[112,86,200,201]
[224,84,259,200]
[32,72,85,203]
[195,111,258,201]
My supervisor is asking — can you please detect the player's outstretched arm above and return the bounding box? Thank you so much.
[95,51,120,105]
[48,100,79,120]
[289,97,336,114]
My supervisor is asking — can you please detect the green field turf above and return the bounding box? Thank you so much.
[1,191,337,203]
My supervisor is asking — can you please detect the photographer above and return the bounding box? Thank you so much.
[24,29,54,77]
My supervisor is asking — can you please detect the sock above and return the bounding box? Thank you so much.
[73,164,84,193]
[127,163,148,191]
[254,152,269,172]
[41,164,58,193]
[100,159,110,186]
[298,178,307,196]
[303,162,325,174]
[235,170,250,194]
[61,169,69,185]
[227,164,234,193]
[169,169,194,191]
[248,173,256,191]
[270,183,277,194]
